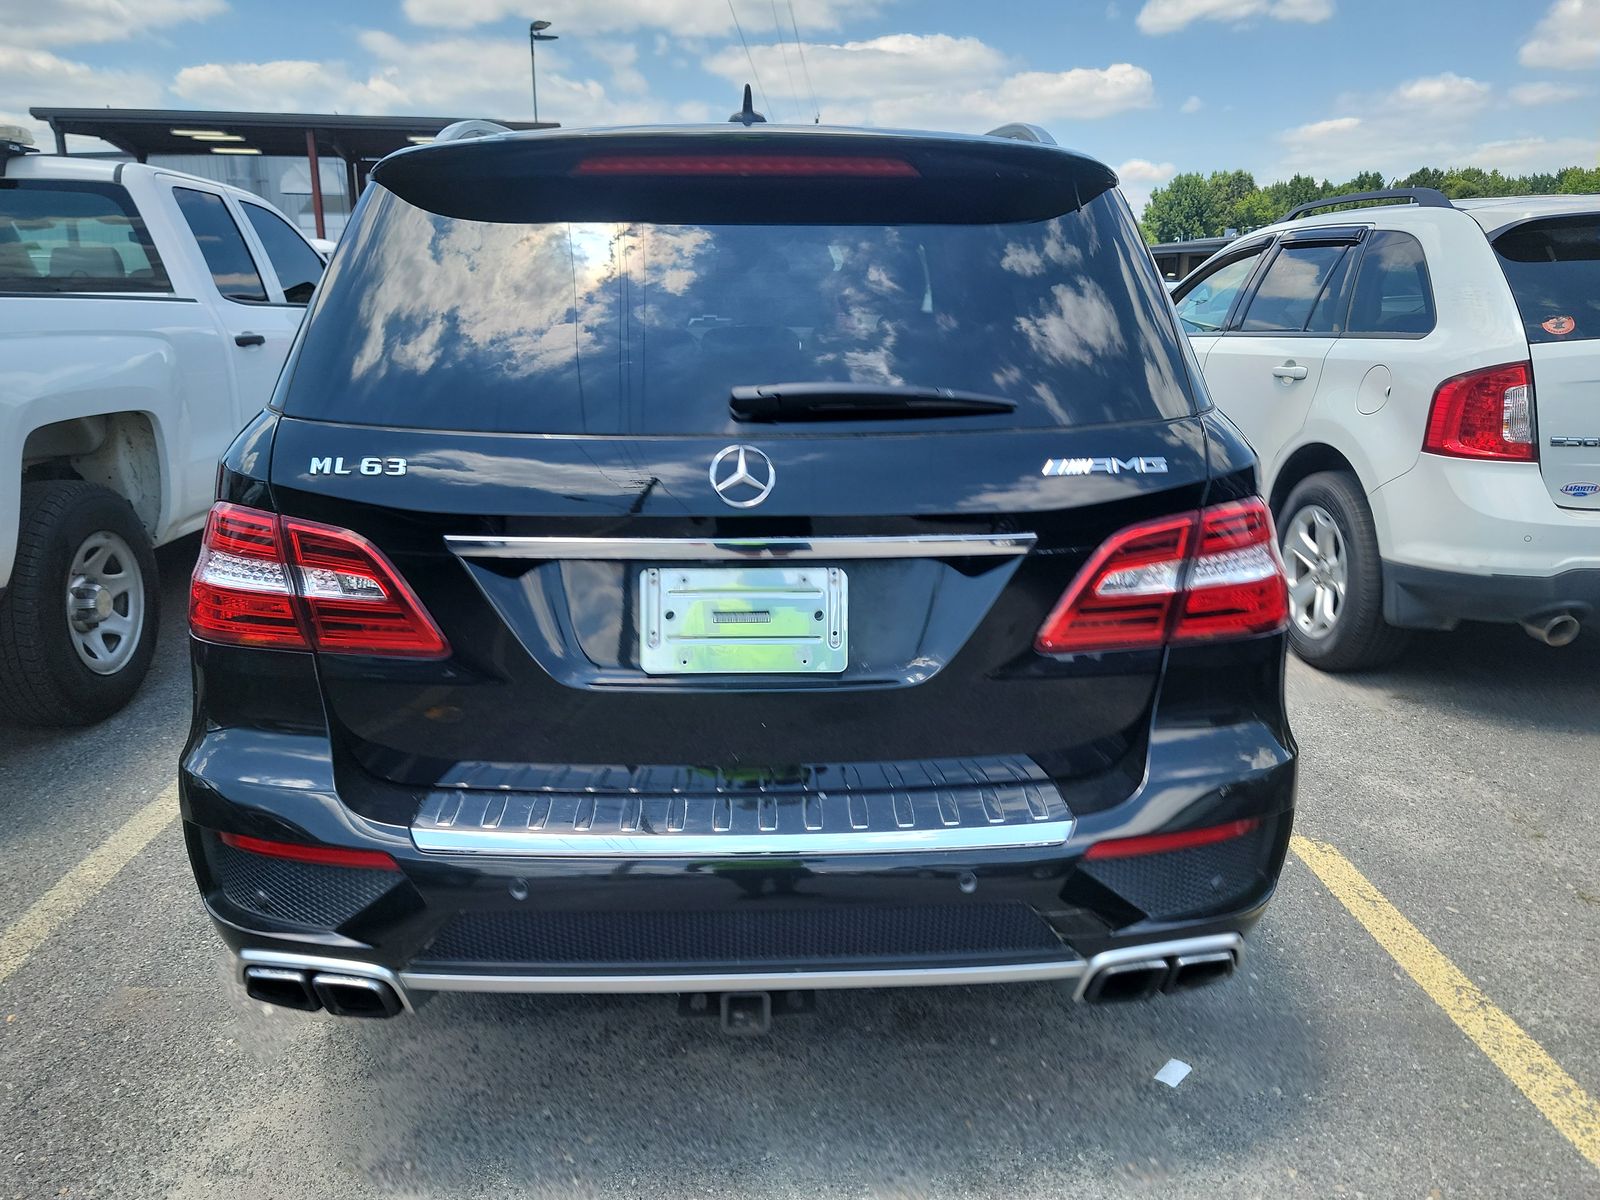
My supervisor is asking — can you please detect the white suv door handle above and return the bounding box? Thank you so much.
[1272,363,1309,380]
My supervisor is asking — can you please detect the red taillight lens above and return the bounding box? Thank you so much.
[573,154,919,177]
[219,831,399,871]
[190,503,448,658]
[1083,817,1262,861]
[1423,362,1536,461]
[1034,498,1287,655]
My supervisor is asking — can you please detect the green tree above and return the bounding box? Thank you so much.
[1556,166,1600,193]
[1141,172,1224,242]
[1397,167,1446,190]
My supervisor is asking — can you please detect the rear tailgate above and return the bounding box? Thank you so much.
[264,128,1212,806]
[1493,213,1600,510]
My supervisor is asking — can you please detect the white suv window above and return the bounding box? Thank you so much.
[1174,250,1263,333]
[1494,216,1599,344]
[1240,243,1351,333]
[1345,231,1435,337]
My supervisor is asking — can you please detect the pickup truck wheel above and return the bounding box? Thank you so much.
[1278,471,1409,672]
[0,482,160,726]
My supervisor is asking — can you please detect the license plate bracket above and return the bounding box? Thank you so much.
[639,565,847,674]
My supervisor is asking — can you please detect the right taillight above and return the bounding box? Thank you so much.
[1034,498,1288,655]
[190,502,448,658]
[1423,362,1536,461]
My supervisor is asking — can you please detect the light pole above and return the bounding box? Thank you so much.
[529,20,557,125]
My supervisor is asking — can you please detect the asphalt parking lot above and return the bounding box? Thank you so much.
[2,539,1597,1199]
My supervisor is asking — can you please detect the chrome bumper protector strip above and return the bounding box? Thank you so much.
[444,533,1037,561]
[399,958,1086,994]
[411,818,1075,857]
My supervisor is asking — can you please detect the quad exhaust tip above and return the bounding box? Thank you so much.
[1081,947,1238,1003]
[244,966,402,1018]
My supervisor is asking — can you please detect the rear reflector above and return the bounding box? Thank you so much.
[573,154,920,177]
[191,503,448,658]
[219,831,400,871]
[1423,362,1536,461]
[1083,817,1262,861]
[1034,498,1288,655]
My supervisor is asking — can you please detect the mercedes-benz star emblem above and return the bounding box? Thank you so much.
[709,444,776,508]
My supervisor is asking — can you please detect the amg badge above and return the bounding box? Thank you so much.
[1042,456,1169,477]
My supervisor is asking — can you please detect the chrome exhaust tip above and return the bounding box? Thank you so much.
[1522,613,1581,647]
[311,973,403,1019]
[1164,950,1236,992]
[1083,958,1168,1003]
[243,966,320,1012]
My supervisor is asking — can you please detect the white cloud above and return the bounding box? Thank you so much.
[1115,158,1177,215]
[1180,94,1203,113]
[0,0,223,48]
[1274,86,1598,182]
[400,0,873,36]
[1135,0,1333,35]
[0,46,163,148]
[171,31,672,127]
[1519,0,1600,70]
[1509,80,1593,105]
[588,41,649,95]
[703,34,1153,128]
[1386,72,1490,112]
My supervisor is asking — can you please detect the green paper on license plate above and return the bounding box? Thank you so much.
[638,565,848,674]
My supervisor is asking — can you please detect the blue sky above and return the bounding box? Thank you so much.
[4,0,1597,213]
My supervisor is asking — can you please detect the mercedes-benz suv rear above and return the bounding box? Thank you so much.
[180,122,1296,1021]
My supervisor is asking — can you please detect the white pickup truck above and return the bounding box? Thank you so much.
[1,132,326,725]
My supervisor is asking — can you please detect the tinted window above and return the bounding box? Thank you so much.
[282,186,1195,434]
[1346,231,1435,336]
[1174,251,1263,333]
[0,180,171,293]
[1241,244,1348,332]
[173,188,267,303]
[242,203,324,304]
[1494,216,1600,344]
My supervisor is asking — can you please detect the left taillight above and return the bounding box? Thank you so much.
[1034,498,1288,655]
[190,502,448,658]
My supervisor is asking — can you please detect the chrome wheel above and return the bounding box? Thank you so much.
[65,530,145,675]
[1282,504,1347,641]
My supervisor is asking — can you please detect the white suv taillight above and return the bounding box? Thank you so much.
[190,503,448,657]
[1034,498,1288,655]
[1423,362,1536,461]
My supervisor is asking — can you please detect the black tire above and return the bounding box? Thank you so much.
[0,481,160,726]
[1277,471,1409,672]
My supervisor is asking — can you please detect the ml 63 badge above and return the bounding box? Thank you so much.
[309,456,408,476]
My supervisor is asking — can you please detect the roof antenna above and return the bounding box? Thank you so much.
[729,84,767,126]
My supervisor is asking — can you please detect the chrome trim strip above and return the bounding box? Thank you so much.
[444,533,1037,561]
[401,959,1086,994]
[1071,933,1242,1002]
[410,818,1075,857]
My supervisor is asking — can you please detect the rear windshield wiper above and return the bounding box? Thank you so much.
[730,383,1016,423]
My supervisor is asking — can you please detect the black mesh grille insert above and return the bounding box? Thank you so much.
[416,903,1065,969]
[1079,829,1268,921]
[209,838,397,929]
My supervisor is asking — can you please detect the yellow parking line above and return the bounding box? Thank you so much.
[1291,834,1600,1173]
[0,785,177,986]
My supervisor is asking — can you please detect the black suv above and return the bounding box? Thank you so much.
[181,120,1296,1023]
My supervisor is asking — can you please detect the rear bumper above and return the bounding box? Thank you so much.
[1384,561,1600,630]
[179,644,1296,1002]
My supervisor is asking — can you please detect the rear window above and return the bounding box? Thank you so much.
[1494,215,1600,344]
[0,180,171,294]
[282,185,1194,434]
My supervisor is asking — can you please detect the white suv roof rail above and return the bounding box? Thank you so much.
[1284,187,1453,222]
[433,120,513,144]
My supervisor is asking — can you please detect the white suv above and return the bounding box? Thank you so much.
[1172,188,1600,670]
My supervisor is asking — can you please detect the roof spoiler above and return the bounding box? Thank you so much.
[984,123,1057,146]
[433,119,513,144]
[1284,186,1452,221]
